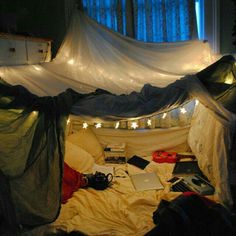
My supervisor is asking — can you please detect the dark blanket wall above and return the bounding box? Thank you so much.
[0,80,83,231]
[196,55,236,113]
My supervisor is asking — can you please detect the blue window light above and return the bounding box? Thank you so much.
[82,0,204,42]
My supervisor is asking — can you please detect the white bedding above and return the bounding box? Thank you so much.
[49,122,219,236]
[50,161,184,236]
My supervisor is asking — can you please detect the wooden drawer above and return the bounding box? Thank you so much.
[0,38,27,65]
[26,40,51,64]
[0,33,51,66]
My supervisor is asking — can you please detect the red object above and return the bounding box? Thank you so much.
[62,162,87,204]
[183,192,216,207]
[152,151,178,163]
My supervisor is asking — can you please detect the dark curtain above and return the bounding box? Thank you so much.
[0,79,83,230]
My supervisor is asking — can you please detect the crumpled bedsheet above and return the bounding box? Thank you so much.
[50,162,183,236]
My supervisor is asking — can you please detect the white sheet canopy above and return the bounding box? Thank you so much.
[0,11,214,96]
[0,10,235,206]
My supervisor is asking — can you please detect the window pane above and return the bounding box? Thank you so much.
[82,0,197,42]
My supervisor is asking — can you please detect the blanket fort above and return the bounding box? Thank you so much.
[0,9,235,232]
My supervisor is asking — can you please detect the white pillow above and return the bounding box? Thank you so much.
[67,128,104,163]
[64,141,94,173]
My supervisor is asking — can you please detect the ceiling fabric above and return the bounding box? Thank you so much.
[0,10,213,97]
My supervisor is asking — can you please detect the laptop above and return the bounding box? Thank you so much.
[172,161,203,177]
[130,172,164,191]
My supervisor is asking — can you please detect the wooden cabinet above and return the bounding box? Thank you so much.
[0,33,51,66]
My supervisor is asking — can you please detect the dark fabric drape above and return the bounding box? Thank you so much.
[196,55,236,113]
[0,80,83,229]
[116,0,134,37]
[71,56,236,118]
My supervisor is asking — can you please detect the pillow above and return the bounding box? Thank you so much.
[66,128,104,163]
[65,141,94,173]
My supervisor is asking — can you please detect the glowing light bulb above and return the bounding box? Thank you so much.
[180,108,187,114]
[131,122,138,129]
[82,122,88,129]
[195,99,199,106]
[225,76,234,84]
[147,119,152,126]
[115,122,120,129]
[32,111,38,115]
[67,59,74,65]
[33,65,41,71]
[95,123,102,129]
[162,113,167,119]
[67,118,70,125]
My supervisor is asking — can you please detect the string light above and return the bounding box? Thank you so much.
[224,76,234,84]
[75,104,192,130]
[147,119,152,126]
[195,99,199,106]
[67,118,70,125]
[115,122,120,129]
[82,122,88,129]
[131,121,138,129]
[67,59,74,65]
[95,123,102,129]
[33,65,41,71]
[162,113,167,119]
[32,111,38,115]
[180,107,187,114]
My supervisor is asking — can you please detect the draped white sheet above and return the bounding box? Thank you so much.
[176,75,236,206]
[0,11,213,96]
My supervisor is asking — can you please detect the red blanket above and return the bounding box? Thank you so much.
[62,162,87,203]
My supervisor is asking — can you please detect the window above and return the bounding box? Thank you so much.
[82,0,118,31]
[195,0,205,40]
[82,0,199,42]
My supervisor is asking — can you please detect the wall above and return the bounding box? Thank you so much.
[220,0,236,54]
[202,0,236,54]
[0,0,74,58]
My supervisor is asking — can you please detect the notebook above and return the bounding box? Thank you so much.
[127,155,150,169]
[130,172,164,191]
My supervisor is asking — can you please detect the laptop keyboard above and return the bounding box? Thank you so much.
[171,180,192,192]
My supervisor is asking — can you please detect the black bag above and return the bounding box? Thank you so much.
[145,193,235,236]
